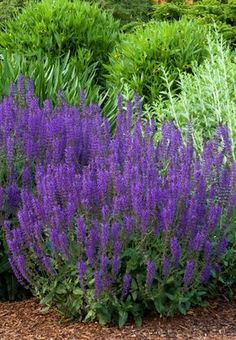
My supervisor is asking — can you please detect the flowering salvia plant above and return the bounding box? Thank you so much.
[0,75,107,300]
[2,79,236,325]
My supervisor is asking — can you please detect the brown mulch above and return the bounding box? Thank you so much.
[0,298,236,340]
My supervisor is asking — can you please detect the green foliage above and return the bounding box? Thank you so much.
[152,0,236,48]
[0,0,27,26]
[0,0,120,67]
[105,19,209,106]
[32,239,232,326]
[0,50,101,105]
[148,37,236,154]
[89,0,153,24]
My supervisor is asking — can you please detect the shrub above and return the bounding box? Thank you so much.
[89,0,153,24]
[152,0,236,48]
[0,50,100,105]
[148,37,236,154]
[105,19,209,106]
[0,0,120,69]
[0,0,27,27]
[3,87,236,324]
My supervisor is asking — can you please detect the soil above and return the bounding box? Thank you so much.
[1,297,236,339]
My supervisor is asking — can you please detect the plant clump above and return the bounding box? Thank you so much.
[1,81,236,325]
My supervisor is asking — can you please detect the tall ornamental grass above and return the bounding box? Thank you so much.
[2,83,236,325]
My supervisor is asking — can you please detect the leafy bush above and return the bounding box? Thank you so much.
[105,19,209,106]
[0,0,27,27]
[152,0,236,48]
[148,37,236,154]
[0,0,120,68]
[0,50,101,105]
[2,86,236,324]
[90,0,153,24]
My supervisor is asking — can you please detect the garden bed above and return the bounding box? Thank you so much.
[0,298,236,339]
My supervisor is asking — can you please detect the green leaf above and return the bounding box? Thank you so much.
[118,310,128,328]
[178,302,187,315]
[134,315,142,328]
[154,298,166,315]
[97,312,111,326]
[73,288,83,296]
[56,286,67,295]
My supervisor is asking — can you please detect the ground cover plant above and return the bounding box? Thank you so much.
[105,19,210,106]
[1,82,236,325]
[152,0,236,48]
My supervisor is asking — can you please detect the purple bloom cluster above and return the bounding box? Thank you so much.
[2,80,236,299]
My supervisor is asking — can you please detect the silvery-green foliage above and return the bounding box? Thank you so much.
[146,36,236,154]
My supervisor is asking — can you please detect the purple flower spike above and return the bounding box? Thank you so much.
[170,238,181,266]
[122,274,132,298]
[146,260,156,288]
[184,260,195,287]
[77,260,87,290]
[201,263,212,284]
[94,270,103,298]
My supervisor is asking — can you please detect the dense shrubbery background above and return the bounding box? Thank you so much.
[153,0,236,48]
[0,0,235,325]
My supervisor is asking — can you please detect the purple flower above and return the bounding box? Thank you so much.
[16,255,28,281]
[22,166,31,188]
[122,274,132,298]
[189,231,205,252]
[0,186,4,209]
[201,263,212,284]
[112,256,120,276]
[76,217,86,244]
[100,255,109,273]
[146,260,156,287]
[58,232,69,259]
[94,270,103,298]
[162,256,170,278]
[170,238,181,266]
[41,256,54,275]
[204,241,213,260]
[101,222,109,252]
[77,261,87,289]
[7,183,21,210]
[217,237,228,257]
[184,260,195,287]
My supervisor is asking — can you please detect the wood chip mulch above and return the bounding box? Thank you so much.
[0,297,236,340]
